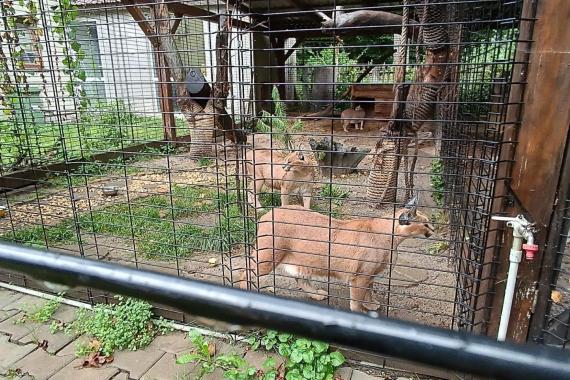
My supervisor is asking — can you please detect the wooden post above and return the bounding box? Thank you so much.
[485,0,570,342]
[153,5,176,142]
[272,37,287,102]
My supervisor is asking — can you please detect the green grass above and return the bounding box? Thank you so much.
[430,159,444,207]
[2,185,254,260]
[426,241,450,256]
[197,157,214,167]
[0,100,189,172]
[319,184,351,207]
[256,186,348,219]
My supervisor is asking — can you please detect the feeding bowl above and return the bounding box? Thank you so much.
[102,185,119,197]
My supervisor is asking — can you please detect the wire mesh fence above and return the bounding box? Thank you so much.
[0,0,536,366]
[538,198,570,348]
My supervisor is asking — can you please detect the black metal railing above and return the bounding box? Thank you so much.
[0,242,568,380]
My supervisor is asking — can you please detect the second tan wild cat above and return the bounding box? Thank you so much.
[245,148,315,209]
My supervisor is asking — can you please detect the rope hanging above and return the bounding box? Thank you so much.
[366,0,410,205]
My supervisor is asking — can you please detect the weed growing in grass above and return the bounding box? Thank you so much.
[319,184,350,207]
[16,295,63,324]
[426,241,450,256]
[65,296,172,356]
[177,331,259,380]
[243,330,346,380]
[259,192,281,208]
[198,157,214,167]
[429,159,445,207]
[430,210,449,232]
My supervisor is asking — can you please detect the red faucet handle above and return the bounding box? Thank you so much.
[522,243,539,261]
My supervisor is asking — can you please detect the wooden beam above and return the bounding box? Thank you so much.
[170,13,183,34]
[271,37,287,101]
[288,0,331,22]
[153,3,176,141]
[164,1,252,30]
[122,0,253,30]
[283,38,304,61]
[121,0,158,48]
[486,0,570,343]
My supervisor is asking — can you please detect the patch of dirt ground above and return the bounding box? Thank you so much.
[0,119,457,332]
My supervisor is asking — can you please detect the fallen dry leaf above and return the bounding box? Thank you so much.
[551,290,563,303]
[38,340,48,350]
[81,352,114,368]
[207,342,216,357]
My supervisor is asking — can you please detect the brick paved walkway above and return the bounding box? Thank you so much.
[0,289,390,380]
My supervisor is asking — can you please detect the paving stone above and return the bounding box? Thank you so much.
[3,295,46,312]
[0,310,19,324]
[112,349,164,379]
[243,349,283,370]
[0,335,36,371]
[51,305,79,324]
[13,348,74,380]
[111,372,130,380]
[0,374,34,380]
[351,369,378,380]
[201,341,242,380]
[147,332,189,354]
[49,358,120,380]
[141,352,196,380]
[57,335,88,357]
[0,312,41,342]
[0,290,24,310]
[23,325,75,354]
[336,367,353,380]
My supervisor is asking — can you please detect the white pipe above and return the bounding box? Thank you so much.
[0,281,243,341]
[497,232,524,341]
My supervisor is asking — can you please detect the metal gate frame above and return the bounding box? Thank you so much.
[481,0,570,343]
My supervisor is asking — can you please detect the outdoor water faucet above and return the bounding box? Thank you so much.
[492,214,539,260]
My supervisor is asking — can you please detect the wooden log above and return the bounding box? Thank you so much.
[322,10,419,37]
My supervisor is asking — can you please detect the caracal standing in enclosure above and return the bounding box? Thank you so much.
[340,106,366,132]
[240,196,435,313]
[245,148,315,209]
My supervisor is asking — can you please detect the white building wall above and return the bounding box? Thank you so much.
[203,20,253,119]
[85,10,159,114]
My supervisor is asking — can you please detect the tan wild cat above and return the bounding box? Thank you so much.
[240,196,434,312]
[340,105,366,132]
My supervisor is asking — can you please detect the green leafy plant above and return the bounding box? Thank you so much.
[255,87,303,150]
[198,157,214,167]
[426,241,449,256]
[64,296,172,356]
[319,184,350,207]
[15,294,62,324]
[246,330,345,380]
[429,159,444,207]
[177,331,258,380]
[51,0,89,109]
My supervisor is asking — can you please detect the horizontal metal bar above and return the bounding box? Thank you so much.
[0,242,568,380]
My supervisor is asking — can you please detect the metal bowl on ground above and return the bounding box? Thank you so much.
[102,186,119,197]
